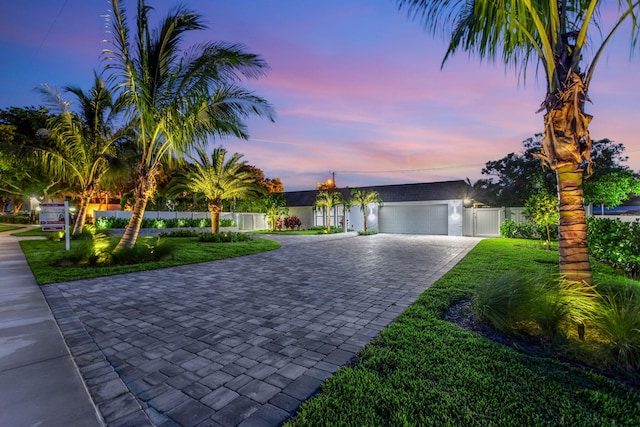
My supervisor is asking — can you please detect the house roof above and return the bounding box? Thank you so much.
[282,180,472,207]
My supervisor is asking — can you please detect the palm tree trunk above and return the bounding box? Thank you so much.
[556,164,592,283]
[72,195,90,235]
[363,212,367,233]
[210,201,222,234]
[326,207,331,233]
[114,176,150,252]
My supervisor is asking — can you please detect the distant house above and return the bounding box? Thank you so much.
[283,180,473,236]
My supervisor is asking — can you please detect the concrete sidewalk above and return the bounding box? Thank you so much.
[0,226,103,426]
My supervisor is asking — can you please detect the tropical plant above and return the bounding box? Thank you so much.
[314,190,343,233]
[263,193,288,231]
[350,188,383,234]
[524,191,559,248]
[396,1,640,283]
[179,146,264,233]
[104,0,274,251]
[35,73,125,234]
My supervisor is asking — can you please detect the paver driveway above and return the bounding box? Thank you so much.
[43,233,481,426]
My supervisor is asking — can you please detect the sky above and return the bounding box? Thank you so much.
[1,1,639,191]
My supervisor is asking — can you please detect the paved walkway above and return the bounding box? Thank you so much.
[2,228,480,426]
[0,226,103,426]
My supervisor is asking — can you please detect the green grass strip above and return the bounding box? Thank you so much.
[19,236,280,285]
[287,238,640,426]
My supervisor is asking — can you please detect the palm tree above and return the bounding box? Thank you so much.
[396,1,640,283]
[314,190,344,233]
[105,0,275,251]
[350,188,383,233]
[181,146,264,233]
[36,73,124,234]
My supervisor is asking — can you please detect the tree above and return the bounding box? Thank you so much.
[0,107,62,211]
[479,136,640,208]
[178,147,264,233]
[241,164,284,193]
[397,0,640,283]
[583,139,640,211]
[350,188,383,233]
[105,0,275,251]
[263,193,288,231]
[314,190,343,233]
[524,191,559,249]
[35,74,125,234]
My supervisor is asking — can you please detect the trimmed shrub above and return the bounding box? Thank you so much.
[158,229,199,238]
[197,232,251,243]
[220,219,235,227]
[587,217,640,278]
[0,214,32,224]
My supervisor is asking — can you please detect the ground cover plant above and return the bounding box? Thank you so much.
[254,226,350,235]
[19,234,280,285]
[286,239,640,426]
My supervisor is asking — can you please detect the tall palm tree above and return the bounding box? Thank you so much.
[350,188,383,234]
[396,0,640,283]
[36,73,124,234]
[181,146,264,233]
[105,0,275,251]
[314,190,344,233]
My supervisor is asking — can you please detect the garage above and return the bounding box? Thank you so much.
[379,203,449,235]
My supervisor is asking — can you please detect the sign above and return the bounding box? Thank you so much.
[40,202,70,250]
[40,203,66,231]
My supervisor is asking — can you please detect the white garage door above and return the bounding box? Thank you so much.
[379,204,449,235]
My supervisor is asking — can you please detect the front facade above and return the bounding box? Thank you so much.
[283,180,473,236]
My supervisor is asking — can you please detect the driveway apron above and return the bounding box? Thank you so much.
[43,233,481,426]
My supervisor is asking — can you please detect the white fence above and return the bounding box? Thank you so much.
[93,210,268,231]
[464,206,639,237]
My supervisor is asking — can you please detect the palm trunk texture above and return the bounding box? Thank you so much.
[539,72,593,284]
[114,176,150,252]
[556,164,591,282]
[72,195,90,235]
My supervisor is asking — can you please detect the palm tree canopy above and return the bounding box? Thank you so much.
[350,188,383,214]
[397,1,640,93]
[104,0,276,173]
[186,146,265,205]
[35,72,123,192]
[314,190,344,209]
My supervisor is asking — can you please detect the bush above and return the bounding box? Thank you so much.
[158,229,199,238]
[587,217,640,278]
[110,238,176,265]
[591,283,640,373]
[474,273,598,341]
[0,214,32,224]
[197,232,251,243]
[358,228,378,236]
[220,219,235,227]
[283,216,302,230]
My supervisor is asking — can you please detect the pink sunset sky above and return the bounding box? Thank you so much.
[1,0,639,191]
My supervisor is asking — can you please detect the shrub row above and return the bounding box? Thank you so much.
[0,214,32,224]
[157,229,251,242]
[500,219,558,240]
[587,217,640,278]
[95,216,236,230]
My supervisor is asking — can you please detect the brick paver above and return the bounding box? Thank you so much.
[43,233,480,426]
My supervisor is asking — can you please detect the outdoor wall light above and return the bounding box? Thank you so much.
[368,206,376,222]
[451,203,460,220]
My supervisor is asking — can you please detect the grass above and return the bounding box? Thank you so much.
[0,224,28,233]
[286,238,640,426]
[19,236,280,285]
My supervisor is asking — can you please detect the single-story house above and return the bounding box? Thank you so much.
[283,180,473,236]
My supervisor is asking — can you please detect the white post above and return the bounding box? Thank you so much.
[64,201,70,251]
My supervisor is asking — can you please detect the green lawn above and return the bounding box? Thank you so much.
[0,225,27,233]
[287,238,640,426]
[19,236,280,285]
